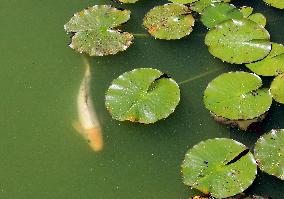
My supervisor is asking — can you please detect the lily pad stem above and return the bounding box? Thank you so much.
[178,67,222,85]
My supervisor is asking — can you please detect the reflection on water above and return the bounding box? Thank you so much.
[73,56,103,152]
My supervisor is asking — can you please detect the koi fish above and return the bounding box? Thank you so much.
[73,57,103,152]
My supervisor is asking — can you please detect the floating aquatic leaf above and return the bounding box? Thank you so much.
[254,129,284,180]
[105,68,180,123]
[201,3,267,29]
[205,18,271,64]
[271,74,284,104]
[204,72,272,120]
[182,138,257,198]
[117,0,139,3]
[200,3,243,29]
[64,5,133,56]
[247,13,266,27]
[143,3,195,40]
[189,0,231,13]
[246,43,284,76]
[239,6,254,18]
[263,0,284,9]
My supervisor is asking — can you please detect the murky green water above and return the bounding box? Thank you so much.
[0,0,283,198]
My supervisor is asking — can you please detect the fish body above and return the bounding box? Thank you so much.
[75,58,103,152]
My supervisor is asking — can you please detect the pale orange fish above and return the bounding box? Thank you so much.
[73,57,103,152]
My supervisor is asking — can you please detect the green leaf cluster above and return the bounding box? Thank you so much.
[64,2,284,198]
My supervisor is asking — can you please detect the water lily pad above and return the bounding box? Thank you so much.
[190,0,231,13]
[204,72,272,120]
[117,0,139,3]
[240,6,254,18]
[105,68,180,123]
[263,0,284,9]
[64,5,133,56]
[182,138,257,198]
[143,3,195,40]
[271,74,284,104]
[246,43,284,76]
[254,129,284,180]
[205,18,271,64]
[201,3,243,29]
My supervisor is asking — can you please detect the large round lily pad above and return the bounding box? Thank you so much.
[204,72,272,120]
[143,3,195,40]
[182,138,257,198]
[246,43,284,76]
[105,68,180,123]
[263,0,284,9]
[205,18,271,64]
[201,3,243,29]
[254,129,284,180]
[271,74,284,104]
[64,5,133,56]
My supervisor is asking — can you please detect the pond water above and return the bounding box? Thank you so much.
[0,0,283,198]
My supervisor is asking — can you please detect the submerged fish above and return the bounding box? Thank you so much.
[73,57,103,152]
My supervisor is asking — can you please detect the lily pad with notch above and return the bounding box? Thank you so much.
[246,43,284,76]
[205,18,271,64]
[105,68,180,124]
[200,3,243,29]
[263,0,284,9]
[271,74,284,104]
[201,3,267,29]
[254,129,284,180]
[64,5,133,56]
[203,72,272,129]
[181,138,257,198]
[143,3,195,40]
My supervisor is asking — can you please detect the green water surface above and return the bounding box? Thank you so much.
[0,0,283,198]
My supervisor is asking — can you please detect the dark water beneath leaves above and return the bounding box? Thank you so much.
[0,0,283,198]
